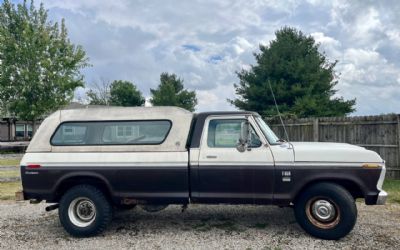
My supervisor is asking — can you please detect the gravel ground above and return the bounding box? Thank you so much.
[0,201,399,250]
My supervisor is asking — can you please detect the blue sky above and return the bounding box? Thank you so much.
[29,0,400,114]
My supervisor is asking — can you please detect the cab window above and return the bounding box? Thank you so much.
[207,119,261,148]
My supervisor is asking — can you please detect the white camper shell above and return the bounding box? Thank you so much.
[27,106,193,153]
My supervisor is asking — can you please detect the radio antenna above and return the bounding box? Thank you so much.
[267,80,290,142]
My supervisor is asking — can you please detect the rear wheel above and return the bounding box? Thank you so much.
[59,185,113,237]
[294,183,357,240]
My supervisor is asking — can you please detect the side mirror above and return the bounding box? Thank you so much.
[236,121,250,152]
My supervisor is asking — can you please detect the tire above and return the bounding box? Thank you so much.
[59,185,113,237]
[294,182,357,240]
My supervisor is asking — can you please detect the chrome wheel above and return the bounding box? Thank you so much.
[68,197,96,227]
[306,197,340,229]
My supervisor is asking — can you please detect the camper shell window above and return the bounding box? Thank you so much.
[51,120,172,146]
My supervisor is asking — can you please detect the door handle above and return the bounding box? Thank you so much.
[206,155,217,159]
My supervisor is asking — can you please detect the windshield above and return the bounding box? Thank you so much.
[255,116,280,144]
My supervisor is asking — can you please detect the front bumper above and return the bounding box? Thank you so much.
[376,190,388,205]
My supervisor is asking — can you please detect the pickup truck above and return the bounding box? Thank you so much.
[20,106,387,240]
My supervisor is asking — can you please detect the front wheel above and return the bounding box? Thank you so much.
[294,183,357,240]
[59,185,113,237]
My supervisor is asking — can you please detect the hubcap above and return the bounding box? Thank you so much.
[305,197,340,229]
[311,200,336,222]
[68,197,96,227]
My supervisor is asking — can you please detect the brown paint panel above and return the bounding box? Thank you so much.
[21,164,383,206]
[21,166,189,204]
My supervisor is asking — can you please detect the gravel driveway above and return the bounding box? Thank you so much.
[0,201,399,250]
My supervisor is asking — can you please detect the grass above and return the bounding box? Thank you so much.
[0,170,20,178]
[0,158,21,166]
[0,155,22,200]
[0,151,20,154]
[383,179,400,204]
[0,181,21,200]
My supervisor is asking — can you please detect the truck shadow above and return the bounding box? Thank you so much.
[110,204,301,235]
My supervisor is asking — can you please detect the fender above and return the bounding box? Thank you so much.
[53,171,115,200]
[273,166,381,205]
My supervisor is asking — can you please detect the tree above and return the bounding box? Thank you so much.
[86,79,145,107]
[86,79,111,105]
[0,0,89,132]
[229,27,355,118]
[150,72,197,112]
[109,80,145,106]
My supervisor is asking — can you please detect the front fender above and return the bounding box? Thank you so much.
[273,165,382,206]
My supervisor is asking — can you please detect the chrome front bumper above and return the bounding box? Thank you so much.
[376,190,388,205]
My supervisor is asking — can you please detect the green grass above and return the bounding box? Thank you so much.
[0,181,21,200]
[0,158,21,166]
[0,170,20,178]
[0,151,20,154]
[383,179,400,204]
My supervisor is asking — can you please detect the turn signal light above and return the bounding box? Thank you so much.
[362,163,381,169]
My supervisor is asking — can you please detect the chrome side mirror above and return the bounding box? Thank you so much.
[236,120,250,152]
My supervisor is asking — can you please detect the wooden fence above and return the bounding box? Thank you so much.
[267,114,400,179]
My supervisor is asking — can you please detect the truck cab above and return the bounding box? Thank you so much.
[189,112,293,204]
[20,107,387,240]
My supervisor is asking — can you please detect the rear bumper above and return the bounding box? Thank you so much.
[376,190,387,205]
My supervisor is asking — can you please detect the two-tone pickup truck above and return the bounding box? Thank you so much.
[20,107,387,239]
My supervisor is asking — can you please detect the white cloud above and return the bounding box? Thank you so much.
[311,32,340,47]
[337,48,399,87]
[311,32,341,58]
[343,49,381,67]
[232,37,253,55]
[387,30,400,46]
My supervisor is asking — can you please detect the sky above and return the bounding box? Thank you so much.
[30,0,400,115]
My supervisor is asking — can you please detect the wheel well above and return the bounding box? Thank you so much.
[295,179,364,202]
[55,176,113,203]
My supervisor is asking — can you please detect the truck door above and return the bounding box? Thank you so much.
[194,115,275,204]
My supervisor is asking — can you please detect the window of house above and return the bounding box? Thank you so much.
[116,126,136,138]
[51,120,171,146]
[207,119,261,148]
[15,124,25,137]
[27,124,33,137]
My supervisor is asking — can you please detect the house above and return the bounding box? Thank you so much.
[0,118,40,142]
[0,102,106,142]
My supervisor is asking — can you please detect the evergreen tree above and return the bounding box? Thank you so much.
[230,27,355,118]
